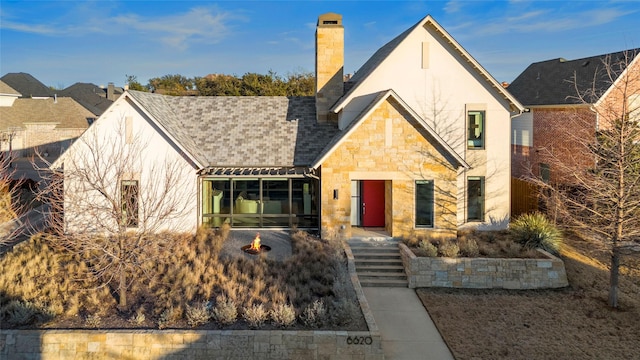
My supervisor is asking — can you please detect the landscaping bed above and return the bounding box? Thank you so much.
[0,227,367,331]
[417,234,640,359]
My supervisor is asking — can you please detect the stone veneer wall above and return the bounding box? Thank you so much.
[319,97,458,240]
[0,243,384,360]
[399,243,568,289]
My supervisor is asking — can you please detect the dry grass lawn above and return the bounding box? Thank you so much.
[417,235,640,360]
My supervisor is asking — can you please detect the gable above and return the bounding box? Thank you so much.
[316,91,467,171]
[335,15,522,125]
[509,48,640,106]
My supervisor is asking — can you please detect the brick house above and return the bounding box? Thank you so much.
[509,49,640,184]
[0,80,93,168]
[53,13,523,239]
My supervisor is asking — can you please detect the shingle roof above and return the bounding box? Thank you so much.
[127,91,339,168]
[0,97,94,130]
[508,48,640,106]
[58,83,116,116]
[0,80,21,96]
[0,72,54,98]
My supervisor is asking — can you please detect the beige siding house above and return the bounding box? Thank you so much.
[53,13,523,239]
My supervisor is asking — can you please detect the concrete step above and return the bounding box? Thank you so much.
[352,253,401,260]
[350,246,399,253]
[355,264,405,273]
[359,278,408,287]
[354,258,403,267]
[358,272,408,281]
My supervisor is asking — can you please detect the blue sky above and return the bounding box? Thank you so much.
[1,0,639,89]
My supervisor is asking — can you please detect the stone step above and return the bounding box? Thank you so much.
[350,246,400,253]
[359,278,408,288]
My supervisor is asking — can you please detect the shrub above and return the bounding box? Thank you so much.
[459,237,479,257]
[84,314,102,328]
[511,212,563,255]
[329,298,360,327]
[300,299,327,328]
[418,240,438,257]
[128,308,146,325]
[186,301,211,327]
[243,304,268,328]
[157,306,181,329]
[212,296,237,326]
[0,300,55,326]
[270,303,296,328]
[439,241,460,258]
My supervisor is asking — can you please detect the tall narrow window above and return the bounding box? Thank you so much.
[415,180,434,227]
[467,177,484,222]
[121,180,139,227]
[539,163,551,183]
[467,111,485,149]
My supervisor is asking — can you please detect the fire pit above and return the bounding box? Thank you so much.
[241,233,271,255]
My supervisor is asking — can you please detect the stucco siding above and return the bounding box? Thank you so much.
[61,98,198,234]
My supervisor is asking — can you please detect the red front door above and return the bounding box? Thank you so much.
[362,180,385,227]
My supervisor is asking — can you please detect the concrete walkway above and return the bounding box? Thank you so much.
[363,287,454,360]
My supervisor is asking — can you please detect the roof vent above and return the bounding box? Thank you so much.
[581,60,590,67]
[559,58,567,63]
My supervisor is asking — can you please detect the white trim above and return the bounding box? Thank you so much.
[331,15,524,114]
[313,89,469,169]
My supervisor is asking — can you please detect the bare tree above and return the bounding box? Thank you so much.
[35,118,196,309]
[535,50,640,308]
[0,154,28,248]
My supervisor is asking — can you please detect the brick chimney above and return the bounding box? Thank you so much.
[315,13,344,124]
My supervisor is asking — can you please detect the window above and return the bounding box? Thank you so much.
[467,177,484,222]
[539,163,550,183]
[121,180,139,227]
[415,180,434,227]
[467,111,485,149]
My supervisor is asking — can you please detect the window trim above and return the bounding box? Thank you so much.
[467,110,485,150]
[415,180,435,228]
[121,179,139,228]
[467,176,484,222]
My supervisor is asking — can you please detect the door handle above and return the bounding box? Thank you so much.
[362,202,366,215]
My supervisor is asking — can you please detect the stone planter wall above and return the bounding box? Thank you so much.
[0,329,383,360]
[399,243,568,289]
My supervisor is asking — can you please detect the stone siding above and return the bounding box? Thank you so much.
[399,243,568,289]
[320,98,458,240]
[0,329,383,360]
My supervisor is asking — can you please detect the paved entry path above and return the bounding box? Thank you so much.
[363,287,455,360]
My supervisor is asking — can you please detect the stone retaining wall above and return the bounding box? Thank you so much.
[399,243,568,289]
[0,329,383,360]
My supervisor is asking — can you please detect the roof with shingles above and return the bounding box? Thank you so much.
[508,48,640,106]
[59,83,117,116]
[0,97,94,130]
[0,72,54,98]
[0,80,21,96]
[127,91,339,168]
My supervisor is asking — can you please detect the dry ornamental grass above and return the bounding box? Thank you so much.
[418,234,640,360]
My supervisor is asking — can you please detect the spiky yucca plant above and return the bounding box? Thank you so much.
[510,212,563,255]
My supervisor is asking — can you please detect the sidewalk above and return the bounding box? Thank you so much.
[363,287,454,360]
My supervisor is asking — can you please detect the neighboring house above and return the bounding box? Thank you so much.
[0,79,93,162]
[59,82,124,116]
[53,13,523,239]
[509,49,640,183]
[1,72,54,99]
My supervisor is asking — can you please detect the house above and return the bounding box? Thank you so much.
[1,72,54,99]
[0,80,93,171]
[509,49,640,183]
[59,82,124,116]
[52,13,523,239]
